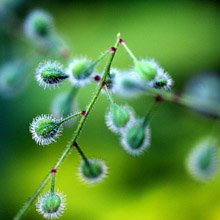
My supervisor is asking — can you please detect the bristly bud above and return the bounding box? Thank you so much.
[36,60,68,89]
[30,114,63,145]
[78,159,108,184]
[36,191,66,219]
[134,58,162,81]
[66,57,94,87]
[105,104,135,134]
[24,9,54,41]
[121,118,150,155]
[186,139,219,182]
[51,91,78,118]
[153,72,173,90]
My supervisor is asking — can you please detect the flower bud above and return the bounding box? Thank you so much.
[36,191,66,219]
[66,58,93,87]
[36,60,68,89]
[135,58,159,81]
[24,9,54,41]
[121,118,150,155]
[79,159,108,184]
[30,114,63,145]
[105,104,134,134]
[186,139,219,182]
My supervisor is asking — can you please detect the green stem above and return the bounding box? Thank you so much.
[143,100,161,126]
[13,33,120,220]
[58,111,82,125]
[121,40,138,62]
[104,85,115,105]
[73,142,94,176]
[142,87,220,119]
[50,173,56,194]
[90,49,110,68]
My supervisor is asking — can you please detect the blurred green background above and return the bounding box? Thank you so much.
[1,0,220,219]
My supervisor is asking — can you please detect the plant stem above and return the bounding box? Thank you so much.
[73,141,94,176]
[50,173,55,194]
[104,85,115,105]
[143,100,161,126]
[120,40,138,62]
[59,111,82,125]
[13,33,121,220]
[90,49,110,68]
[143,87,220,119]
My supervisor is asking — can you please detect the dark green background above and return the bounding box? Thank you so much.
[1,0,220,219]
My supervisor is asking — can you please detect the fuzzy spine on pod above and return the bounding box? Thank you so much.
[35,60,69,89]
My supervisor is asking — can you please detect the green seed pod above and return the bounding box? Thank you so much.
[42,193,61,213]
[79,159,108,184]
[36,191,66,219]
[24,9,54,40]
[36,60,68,89]
[105,104,134,134]
[186,138,219,182]
[30,114,63,145]
[66,58,93,87]
[135,59,158,81]
[121,118,150,155]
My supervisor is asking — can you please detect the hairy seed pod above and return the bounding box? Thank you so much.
[186,139,219,182]
[36,191,66,219]
[121,118,150,155]
[78,159,108,184]
[36,60,68,89]
[24,9,54,41]
[30,114,63,145]
[105,104,135,134]
[134,58,161,81]
[66,58,93,87]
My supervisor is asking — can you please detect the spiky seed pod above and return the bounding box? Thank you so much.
[36,60,68,89]
[105,68,119,93]
[134,58,162,81]
[153,72,173,90]
[24,9,54,41]
[66,58,93,87]
[78,159,108,184]
[105,104,135,134]
[30,114,63,145]
[51,92,78,118]
[0,60,28,98]
[121,118,150,155]
[36,191,66,219]
[186,139,219,182]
